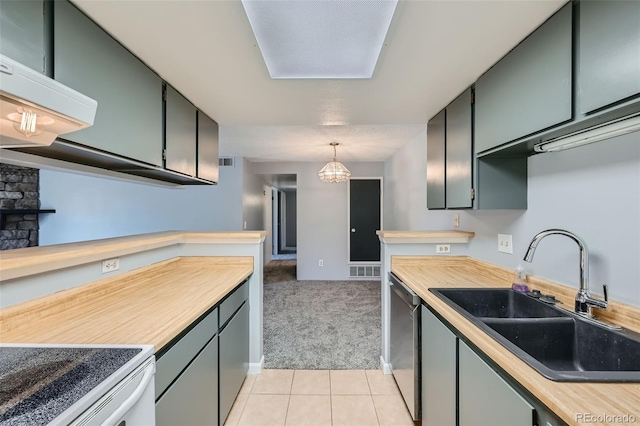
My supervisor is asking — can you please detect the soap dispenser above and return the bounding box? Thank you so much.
[511,265,529,293]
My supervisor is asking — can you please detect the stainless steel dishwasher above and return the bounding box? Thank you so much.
[389,272,421,421]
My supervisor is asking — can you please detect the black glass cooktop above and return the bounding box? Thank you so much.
[0,346,141,426]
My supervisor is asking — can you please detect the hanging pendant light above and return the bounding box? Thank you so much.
[318,142,351,183]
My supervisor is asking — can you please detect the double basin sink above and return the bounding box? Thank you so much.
[429,288,640,382]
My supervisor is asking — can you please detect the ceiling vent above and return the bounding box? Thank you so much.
[219,157,234,167]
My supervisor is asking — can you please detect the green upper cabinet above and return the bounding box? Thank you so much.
[53,1,163,166]
[165,85,197,177]
[445,88,473,209]
[578,0,640,114]
[427,89,473,210]
[474,3,573,154]
[197,111,219,183]
[0,0,45,73]
[426,109,446,209]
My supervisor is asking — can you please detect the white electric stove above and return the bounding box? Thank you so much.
[0,343,155,426]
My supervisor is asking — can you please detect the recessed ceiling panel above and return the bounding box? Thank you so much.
[241,0,398,79]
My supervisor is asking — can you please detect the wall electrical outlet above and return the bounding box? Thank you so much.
[102,258,120,273]
[243,221,247,230]
[498,234,513,254]
[436,244,451,254]
[453,213,460,228]
[319,259,324,267]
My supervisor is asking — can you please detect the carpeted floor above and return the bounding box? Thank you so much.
[263,260,381,370]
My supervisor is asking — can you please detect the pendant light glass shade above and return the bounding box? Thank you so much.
[318,142,351,183]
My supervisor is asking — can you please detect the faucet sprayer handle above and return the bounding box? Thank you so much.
[603,284,608,302]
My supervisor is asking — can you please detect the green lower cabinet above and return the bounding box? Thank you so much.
[156,335,218,426]
[219,302,250,425]
[458,340,534,426]
[421,305,456,426]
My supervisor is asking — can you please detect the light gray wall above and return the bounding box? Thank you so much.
[284,190,297,248]
[384,129,640,306]
[253,161,385,280]
[242,158,267,231]
[39,158,244,245]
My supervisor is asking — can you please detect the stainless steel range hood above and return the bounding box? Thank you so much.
[0,55,97,148]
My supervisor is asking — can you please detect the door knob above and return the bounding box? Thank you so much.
[351,228,356,232]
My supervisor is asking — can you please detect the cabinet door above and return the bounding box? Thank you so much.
[165,85,197,176]
[459,341,534,426]
[219,302,249,424]
[0,0,45,73]
[578,1,640,114]
[156,335,218,426]
[197,111,219,183]
[54,0,163,166]
[475,3,572,153]
[445,89,473,209]
[426,109,446,209]
[421,306,457,426]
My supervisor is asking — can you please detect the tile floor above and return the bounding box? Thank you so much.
[224,369,415,426]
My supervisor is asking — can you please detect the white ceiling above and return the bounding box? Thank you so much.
[72,0,566,162]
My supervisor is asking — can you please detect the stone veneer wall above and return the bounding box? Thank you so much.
[0,164,40,250]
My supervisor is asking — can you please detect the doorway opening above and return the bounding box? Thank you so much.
[272,188,297,260]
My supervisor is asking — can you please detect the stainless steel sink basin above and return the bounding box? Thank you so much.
[430,288,640,382]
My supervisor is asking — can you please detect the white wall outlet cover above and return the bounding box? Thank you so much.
[319,259,324,266]
[453,213,460,228]
[436,244,451,254]
[498,234,513,254]
[101,258,120,273]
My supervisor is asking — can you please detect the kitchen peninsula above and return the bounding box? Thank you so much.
[0,231,267,372]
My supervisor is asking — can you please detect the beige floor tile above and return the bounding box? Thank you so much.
[251,369,295,394]
[223,393,249,426]
[238,394,290,426]
[372,394,414,426]
[330,370,371,395]
[291,370,330,395]
[365,370,400,395]
[239,374,258,394]
[331,395,379,426]
[284,395,332,426]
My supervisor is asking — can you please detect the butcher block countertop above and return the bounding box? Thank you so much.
[0,256,253,352]
[392,256,640,426]
[0,230,266,281]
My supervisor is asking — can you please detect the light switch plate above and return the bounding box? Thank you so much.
[498,234,513,254]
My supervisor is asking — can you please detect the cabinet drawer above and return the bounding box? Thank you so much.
[220,281,248,326]
[155,308,217,398]
[156,335,218,426]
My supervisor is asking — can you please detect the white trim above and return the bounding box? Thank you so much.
[347,177,384,264]
[380,355,392,375]
[248,356,264,374]
[271,188,278,255]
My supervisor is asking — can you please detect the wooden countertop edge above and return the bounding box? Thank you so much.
[391,257,640,426]
[0,231,267,281]
[376,230,475,244]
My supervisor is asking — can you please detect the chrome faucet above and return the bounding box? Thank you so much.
[523,229,608,317]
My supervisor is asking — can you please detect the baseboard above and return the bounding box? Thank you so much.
[380,356,392,375]
[248,356,264,374]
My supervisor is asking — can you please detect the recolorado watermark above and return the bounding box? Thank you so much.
[576,413,637,424]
